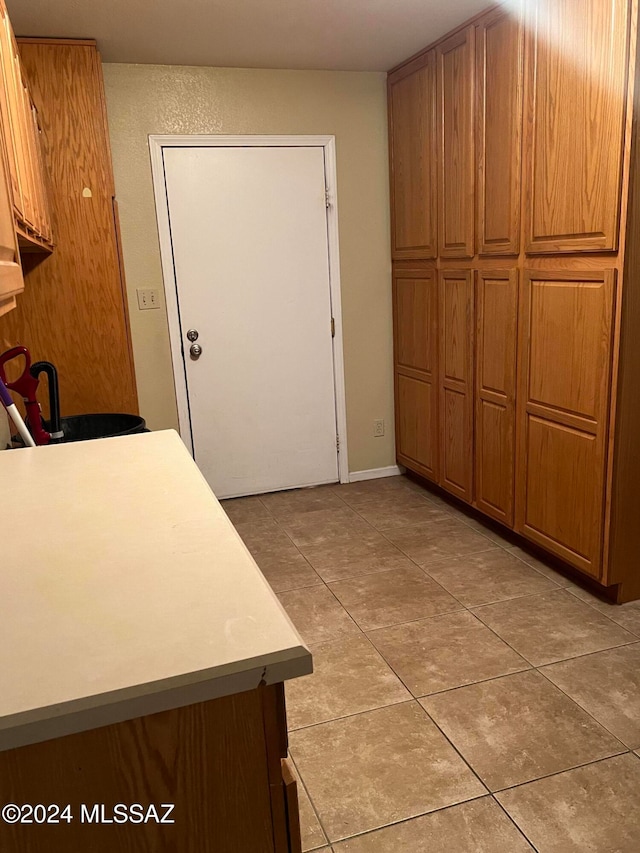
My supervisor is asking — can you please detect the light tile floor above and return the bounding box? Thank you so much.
[222,475,640,852]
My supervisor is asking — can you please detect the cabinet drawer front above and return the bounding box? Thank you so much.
[524,0,630,253]
[516,270,615,576]
[389,54,437,260]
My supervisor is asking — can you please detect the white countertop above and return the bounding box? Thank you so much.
[0,430,311,751]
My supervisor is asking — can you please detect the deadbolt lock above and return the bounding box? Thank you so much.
[186,329,199,342]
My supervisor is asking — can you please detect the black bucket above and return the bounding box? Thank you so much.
[53,413,147,443]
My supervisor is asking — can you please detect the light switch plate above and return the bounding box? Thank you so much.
[137,288,161,310]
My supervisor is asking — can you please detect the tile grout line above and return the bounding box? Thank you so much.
[288,750,335,850]
[492,750,633,797]
[322,792,490,848]
[470,591,640,664]
[490,793,542,852]
[563,586,640,638]
[236,482,640,844]
[294,695,492,848]
[261,489,639,679]
[534,664,636,749]
[268,501,366,644]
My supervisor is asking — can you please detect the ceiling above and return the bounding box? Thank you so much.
[7,0,490,72]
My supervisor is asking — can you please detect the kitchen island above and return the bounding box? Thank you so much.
[0,430,312,852]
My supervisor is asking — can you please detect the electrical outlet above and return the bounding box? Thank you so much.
[373,419,385,437]
[137,288,161,310]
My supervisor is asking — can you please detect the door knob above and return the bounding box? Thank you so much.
[186,329,199,342]
[190,343,203,359]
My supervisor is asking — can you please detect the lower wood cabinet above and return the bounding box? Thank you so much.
[475,268,518,525]
[393,263,621,590]
[393,265,439,482]
[515,269,615,578]
[439,269,474,502]
[0,683,300,853]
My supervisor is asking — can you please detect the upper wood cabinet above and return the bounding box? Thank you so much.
[0,0,52,253]
[388,54,437,260]
[437,26,475,259]
[393,265,439,481]
[439,269,474,502]
[476,268,518,526]
[0,128,23,316]
[515,270,615,576]
[476,8,523,256]
[524,0,630,253]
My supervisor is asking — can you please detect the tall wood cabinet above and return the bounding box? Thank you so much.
[0,38,138,418]
[389,0,640,602]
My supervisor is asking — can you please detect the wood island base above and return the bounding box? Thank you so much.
[0,683,301,853]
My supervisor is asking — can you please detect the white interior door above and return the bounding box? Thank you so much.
[162,145,340,498]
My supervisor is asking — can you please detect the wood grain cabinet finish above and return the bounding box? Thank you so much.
[388,53,437,259]
[0,117,23,315]
[0,684,301,853]
[516,270,615,577]
[439,269,474,501]
[476,7,523,256]
[524,0,630,253]
[389,0,640,599]
[0,4,19,217]
[476,269,518,526]
[393,265,439,482]
[0,0,52,252]
[437,26,475,259]
[0,39,139,418]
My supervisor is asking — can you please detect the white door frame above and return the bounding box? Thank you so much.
[149,134,349,484]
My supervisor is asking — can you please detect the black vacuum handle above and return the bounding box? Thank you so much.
[30,360,62,441]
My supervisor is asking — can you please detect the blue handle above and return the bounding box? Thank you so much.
[0,379,13,410]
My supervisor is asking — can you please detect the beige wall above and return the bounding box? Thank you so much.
[102,64,394,474]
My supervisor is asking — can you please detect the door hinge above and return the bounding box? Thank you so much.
[336,433,340,451]
[325,188,331,208]
[331,317,335,337]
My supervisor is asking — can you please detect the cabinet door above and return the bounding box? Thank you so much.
[515,271,615,577]
[393,266,439,481]
[437,26,475,259]
[524,0,630,253]
[388,53,437,259]
[0,120,22,315]
[18,80,42,235]
[439,269,474,501]
[476,269,518,525]
[0,0,19,214]
[1,19,34,229]
[476,8,523,256]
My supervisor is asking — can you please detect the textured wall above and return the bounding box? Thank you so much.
[102,64,394,473]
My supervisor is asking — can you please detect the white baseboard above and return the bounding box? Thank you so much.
[347,465,405,483]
